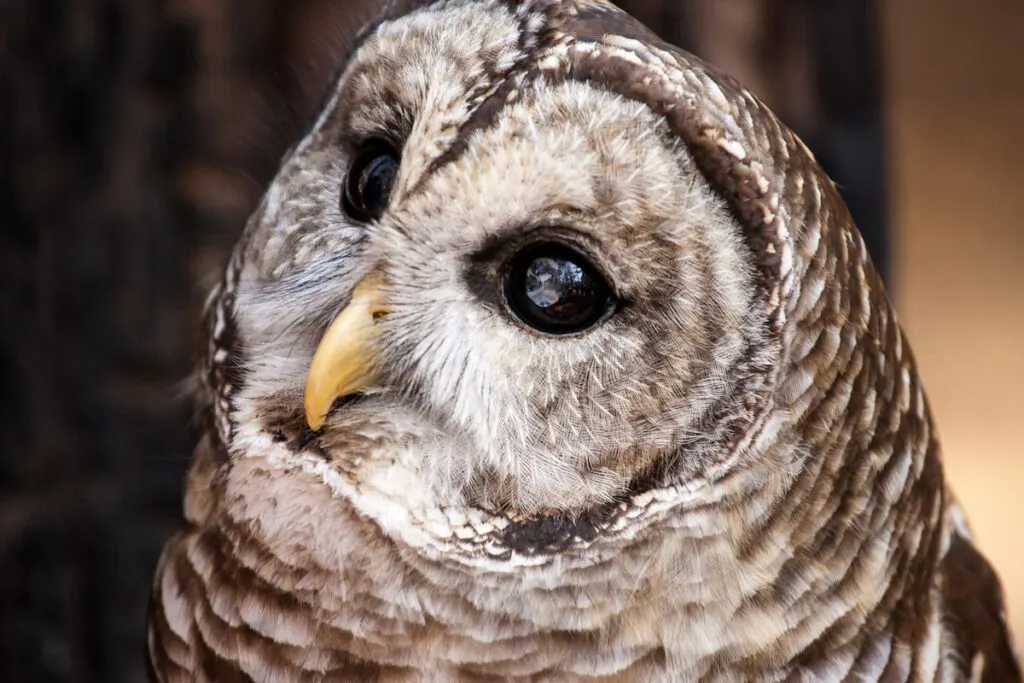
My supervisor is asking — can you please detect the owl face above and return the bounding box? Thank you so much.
[221,0,782,545]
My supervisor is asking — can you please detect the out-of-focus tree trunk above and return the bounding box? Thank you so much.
[0,1,886,681]
[0,2,367,680]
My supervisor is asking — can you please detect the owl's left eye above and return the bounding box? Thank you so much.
[342,140,399,221]
[502,243,615,336]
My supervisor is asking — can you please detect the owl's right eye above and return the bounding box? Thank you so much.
[342,140,399,221]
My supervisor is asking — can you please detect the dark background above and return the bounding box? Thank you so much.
[4,0,1020,681]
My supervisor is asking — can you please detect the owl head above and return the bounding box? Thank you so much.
[200,0,868,558]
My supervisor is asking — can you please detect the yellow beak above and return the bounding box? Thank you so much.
[303,272,390,431]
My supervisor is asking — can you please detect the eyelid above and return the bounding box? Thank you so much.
[341,130,406,159]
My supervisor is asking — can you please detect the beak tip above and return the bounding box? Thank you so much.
[304,400,326,432]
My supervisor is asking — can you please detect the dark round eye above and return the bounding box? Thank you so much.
[342,140,399,221]
[502,243,614,335]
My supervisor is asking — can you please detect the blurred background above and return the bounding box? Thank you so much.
[0,0,1020,680]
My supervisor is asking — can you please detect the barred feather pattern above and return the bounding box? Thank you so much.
[148,1,1021,681]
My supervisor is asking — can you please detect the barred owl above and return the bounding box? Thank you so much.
[147,0,1021,680]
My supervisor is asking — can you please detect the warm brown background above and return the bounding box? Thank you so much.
[884,0,1024,647]
[0,0,1019,681]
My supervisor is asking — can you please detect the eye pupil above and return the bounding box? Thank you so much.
[504,244,613,335]
[343,141,398,221]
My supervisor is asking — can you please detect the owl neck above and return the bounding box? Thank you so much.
[745,219,952,671]
[166,406,951,682]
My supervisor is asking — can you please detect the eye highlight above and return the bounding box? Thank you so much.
[502,243,615,336]
[342,140,399,221]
